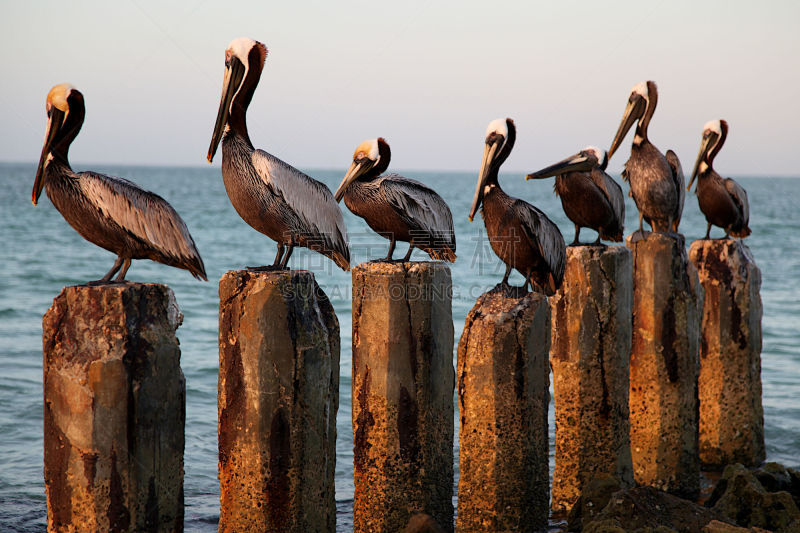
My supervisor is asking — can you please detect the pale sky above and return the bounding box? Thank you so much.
[2,0,799,175]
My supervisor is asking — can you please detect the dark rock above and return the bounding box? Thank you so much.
[702,520,751,532]
[401,512,445,533]
[567,475,624,531]
[582,486,729,533]
[790,468,800,507]
[708,464,800,532]
[756,462,793,495]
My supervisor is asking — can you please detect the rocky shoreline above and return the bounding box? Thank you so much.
[564,463,800,532]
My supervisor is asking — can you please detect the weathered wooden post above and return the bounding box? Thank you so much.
[626,233,703,499]
[457,288,550,532]
[549,246,634,512]
[351,262,454,533]
[218,270,339,533]
[42,283,185,532]
[689,239,764,468]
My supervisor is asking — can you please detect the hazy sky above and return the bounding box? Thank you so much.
[2,1,799,175]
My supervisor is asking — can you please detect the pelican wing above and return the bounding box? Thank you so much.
[590,169,626,225]
[666,149,685,229]
[79,172,206,277]
[513,200,566,286]
[379,175,456,251]
[724,178,750,225]
[252,149,350,265]
[621,165,630,184]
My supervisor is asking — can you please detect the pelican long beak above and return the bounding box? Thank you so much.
[33,108,65,205]
[688,132,717,191]
[334,159,375,202]
[469,141,499,222]
[608,97,644,160]
[526,152,592,180]
[207,59,246,163]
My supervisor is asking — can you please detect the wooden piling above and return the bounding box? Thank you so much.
[456,288,550,532]
[626,232,703,499]
[351,261,455,533]
[549,245,634,512]
[689,239,764,468]
[218,270,339,533]
[42,283,185,532]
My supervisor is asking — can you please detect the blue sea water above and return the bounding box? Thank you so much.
[0,161,798,531]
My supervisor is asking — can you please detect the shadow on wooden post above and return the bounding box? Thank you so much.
[457,287,550,532]
[43,283,185,532]
[689,239,764,468]
[351,261,455,533]
[218,270,339,533]
[550,245,635,513]
[627,232,703,499]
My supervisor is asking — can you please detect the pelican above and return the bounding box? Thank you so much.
[469,118,566,295]
[207,38,350,271]
[687,120,750,239]
[607,81,685,236]
[32,84,206,283]
[526,146,625,245]
[333,138,456,262]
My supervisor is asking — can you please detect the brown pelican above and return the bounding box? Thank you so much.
[469,118,566,295]
[607,81,685,236]
[687,120,750,239]
[32,84,206,283]
[333,138,456,262]
[526,146,625,245]
[207,38,350,271]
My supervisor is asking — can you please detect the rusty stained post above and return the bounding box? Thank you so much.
[43,283,185,532]
[457,288,550,532]
[549,245,634,512]
[689,239,764,468]
[218,270,339,533]
[351,261,455,533]
[627,233,703,499]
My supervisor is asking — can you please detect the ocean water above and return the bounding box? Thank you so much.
[1,161,798,531]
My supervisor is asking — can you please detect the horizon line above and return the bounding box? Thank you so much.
[0,159,797,179]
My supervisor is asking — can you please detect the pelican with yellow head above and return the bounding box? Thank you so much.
[33,84,206,283]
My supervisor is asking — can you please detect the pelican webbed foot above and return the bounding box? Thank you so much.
[491,271,530,297]
[86,279,124,287]
[246,264,288,272]
[374,237,398,263]
[491,282,530,298]
[588,237,607,248]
